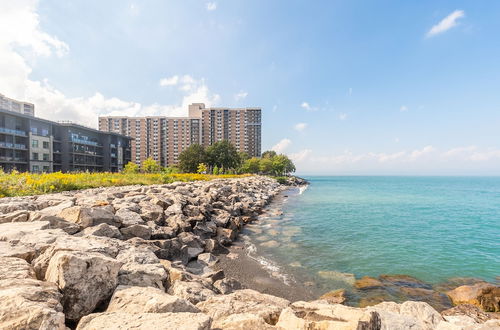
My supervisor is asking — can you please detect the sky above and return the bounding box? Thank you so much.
[1,0,500,175]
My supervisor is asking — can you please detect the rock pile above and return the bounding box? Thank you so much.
[0,176,498,329]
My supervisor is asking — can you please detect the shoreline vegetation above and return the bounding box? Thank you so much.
[0,176,498,329]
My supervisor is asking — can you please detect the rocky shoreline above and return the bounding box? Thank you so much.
[0,175,498,329]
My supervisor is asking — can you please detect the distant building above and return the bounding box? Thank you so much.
[0,93,35,116]
[99,103,261,166]
[0,107,131,173]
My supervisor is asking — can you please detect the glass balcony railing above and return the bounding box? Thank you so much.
[0,127,27,136]
[0,142,27,149]
[0,156,26,162]
[71,137,101,147]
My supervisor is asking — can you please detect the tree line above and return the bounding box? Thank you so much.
[123,140,296,176]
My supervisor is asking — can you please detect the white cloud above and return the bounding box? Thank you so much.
[159,75,179,86]
[300,102,314,111]
[409,145,436,161]
[271,138,291,153]
[294,122,307,132]
[339,113,348,120]
[0,1,220,128]
[206,2,217,11]
[427,10,465,37]
[400,105,408,112]
[234,90,248,101]
[290,149,312,163]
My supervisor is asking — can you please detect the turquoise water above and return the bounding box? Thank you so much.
[249,176,500,288]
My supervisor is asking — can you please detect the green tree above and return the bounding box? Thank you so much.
[259,158,273,175]
[206,140,241,171]
[213,165,219,175]
[123,161,139,174]
[141,157,161,173]
[262,150,277,159]
[240,157,261,173]
[272,154,296,176]
[197,163,208,174]
[178,144,207,173]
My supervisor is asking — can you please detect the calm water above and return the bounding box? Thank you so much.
[245,176,500,290]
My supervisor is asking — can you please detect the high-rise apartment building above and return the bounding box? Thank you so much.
[99,103,261,166]
[0,93,35,116]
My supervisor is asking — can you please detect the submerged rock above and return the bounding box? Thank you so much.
[319,289,347,304]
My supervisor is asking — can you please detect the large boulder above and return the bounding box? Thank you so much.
[118,263,168,290]
[76,312,211,330]
[44,250,122,321]
[447,283,500,312]
[107,285,199,313]
[58,206,120,229]
[0,210,30,223]
[0,221,51,241]
[77,223,123,239]
[120,224,152,240]
[367,301,443,330]
[0,278,66,330]
[217,313,275,330]
[196,289,290,327]
[0,256,36,280]
[169,280,218,304]
[115,208,144,227]
[276,301,381,330]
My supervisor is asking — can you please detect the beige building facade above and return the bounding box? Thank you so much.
[99,103,261,166]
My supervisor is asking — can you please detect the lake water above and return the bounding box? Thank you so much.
[243,176,500,299]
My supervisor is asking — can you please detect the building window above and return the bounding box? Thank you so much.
[43,166,50,172]
[32,152,38,160]
[43,141,49,149]
[32,165,39,172]
[32,139,38,148]
[43,153,49,161]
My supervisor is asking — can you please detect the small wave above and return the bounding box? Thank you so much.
[243,237,291,285]
[298,185,309,195]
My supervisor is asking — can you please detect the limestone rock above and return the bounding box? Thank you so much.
[0,210,30,223]
[0,278,66,330]
[276,301,381,330]
[77,312,211,330]
[107,285,199,313]
[115,208,144,227]
[218,313,276,330]
[77,223,123,239]
[447,283,500,312]
[45,250,122,321]
[0,257,36,280]
[118,262,168,290]
[169,280,217,304]
[120,224,152,240]
[58,206,119,229]
[0,221,51,241]
[197,289,290,327]
[441,304,498,323]
[29,213,80,234]
[213,277,243,294]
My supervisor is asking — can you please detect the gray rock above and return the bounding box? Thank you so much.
[120,224,152,240]
[118,263,168,290]
[77,223,123,239]
[115,208,144,227]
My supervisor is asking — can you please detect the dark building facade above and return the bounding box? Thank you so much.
[0,108,131,173]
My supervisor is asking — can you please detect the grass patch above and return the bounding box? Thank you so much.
[0,171,249,198]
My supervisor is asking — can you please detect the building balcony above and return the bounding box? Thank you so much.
[0,156,27,163]
[0,142,27,150]
[0,127,27,136]
[70,138,102,147]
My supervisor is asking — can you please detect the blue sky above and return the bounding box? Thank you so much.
[1,0,500,174]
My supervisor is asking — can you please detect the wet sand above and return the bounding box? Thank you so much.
[215,237,316,302]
